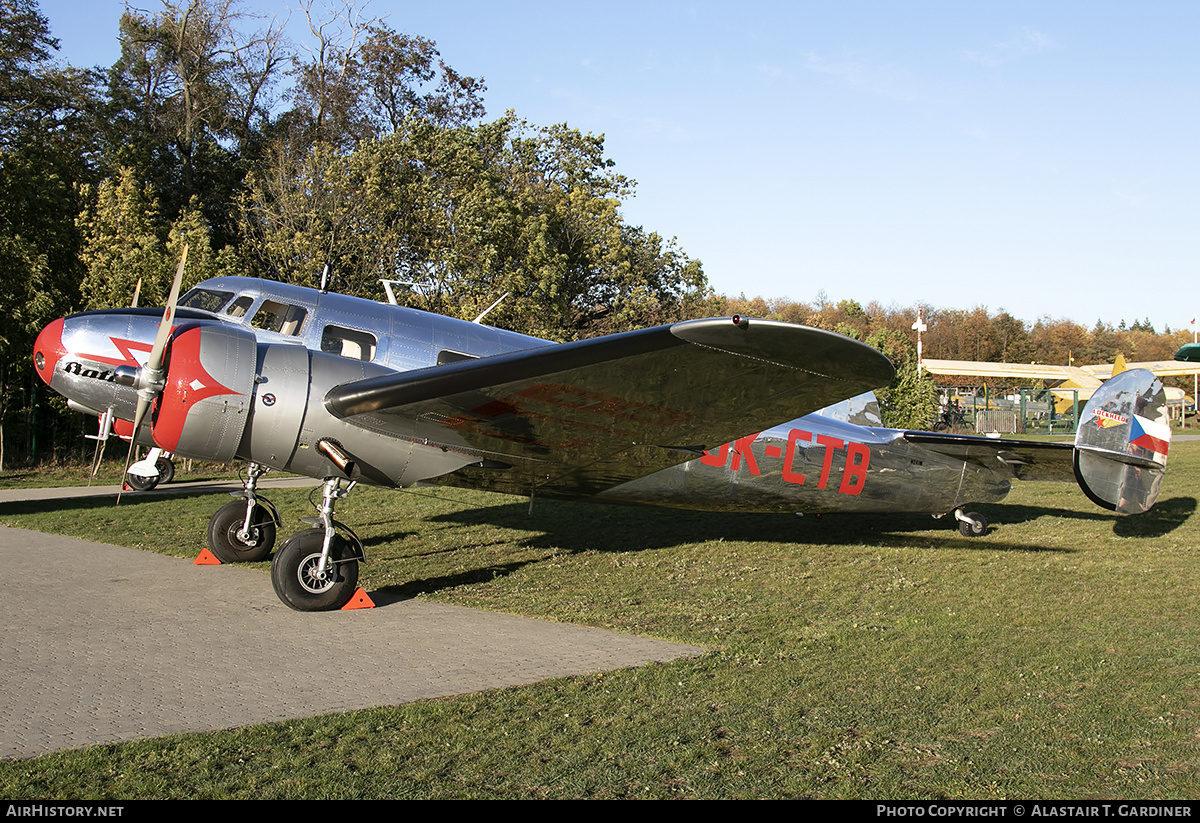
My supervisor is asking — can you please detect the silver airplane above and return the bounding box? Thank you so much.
[32,265,1172,611]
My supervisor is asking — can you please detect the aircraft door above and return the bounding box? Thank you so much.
[240,343,311,470]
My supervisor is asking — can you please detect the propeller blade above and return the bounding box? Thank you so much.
[131,278,141,308]
[117,397,151,504]
[146,246,188,373]
[117,246,187,503]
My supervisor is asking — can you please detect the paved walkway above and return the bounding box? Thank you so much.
[0,474,322,504]
[0,483,705,761]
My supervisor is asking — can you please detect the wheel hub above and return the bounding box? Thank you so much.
[297,552,337,594]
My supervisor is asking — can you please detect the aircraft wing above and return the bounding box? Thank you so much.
[901,432,1075,482]
[921,359,1094,382]
[325,318,895,496]
[924,357,1200,382]
[1081,360,1200,378]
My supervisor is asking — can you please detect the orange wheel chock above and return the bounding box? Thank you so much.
[194,548,222,565]
[341,588,375,610]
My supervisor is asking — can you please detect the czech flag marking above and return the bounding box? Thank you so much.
[1129,415,1170,456]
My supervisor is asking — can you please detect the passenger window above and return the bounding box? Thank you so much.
[250,300,307,336]
[225,295,254,318]
[438,349,478,365]
[320,325,377,361]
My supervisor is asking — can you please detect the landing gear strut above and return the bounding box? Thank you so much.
[206,463,280,563]
[270,474,364,611]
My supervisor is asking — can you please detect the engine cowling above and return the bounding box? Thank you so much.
[151,323,257,462]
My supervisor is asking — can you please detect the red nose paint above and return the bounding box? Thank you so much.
[32,318,66,386]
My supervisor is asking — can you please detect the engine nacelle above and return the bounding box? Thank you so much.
[152,323,257,462]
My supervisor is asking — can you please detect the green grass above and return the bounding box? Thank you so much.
[0,457,240,489]
[2,446,1199,798]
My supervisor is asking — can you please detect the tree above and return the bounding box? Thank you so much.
[0,0,98,467]
[1083,320,1120,364]
[105,0,286,241]
[168,197,240,290]
[0,0,96,152]
[238,115,707,341]
[876,361,939,430]
[77,167,170,310]
[1029,317,1088,367]
[0,149,77,469]
[358,25,485,133]
[991,311,1031,362]
[283,2,484,152]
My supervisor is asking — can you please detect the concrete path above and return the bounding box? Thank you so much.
[0,484,705,760]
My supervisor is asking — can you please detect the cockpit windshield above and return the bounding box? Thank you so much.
[178,288,233,313]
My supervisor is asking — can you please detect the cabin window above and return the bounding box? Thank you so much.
[178,288,232,313]
[225,295,254,318]
[250,300,307,336]
[320,325,377,361]
[437,349,479,365]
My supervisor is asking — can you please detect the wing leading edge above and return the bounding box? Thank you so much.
[324,317,896,496]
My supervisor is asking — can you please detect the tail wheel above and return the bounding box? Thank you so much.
[154,456,175,485]
[958,511,988,537]
[270,528,359,611]
[124,470,159,492]
[207,500,276,563]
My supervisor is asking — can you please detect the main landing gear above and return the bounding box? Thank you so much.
[205,445,366,611]
[271,476,364,612]
[206,462,280,563]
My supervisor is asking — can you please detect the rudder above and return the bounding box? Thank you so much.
[1073,368,1170,514]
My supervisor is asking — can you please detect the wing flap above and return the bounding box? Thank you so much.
[325,318,895,495]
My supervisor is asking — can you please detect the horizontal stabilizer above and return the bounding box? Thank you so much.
[1073,368,1170,513]
[900,432,1075,482]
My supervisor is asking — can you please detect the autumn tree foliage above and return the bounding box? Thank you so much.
[711,294,1191,378]
[707,292,1194,428]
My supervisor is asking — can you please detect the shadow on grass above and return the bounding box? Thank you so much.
[364,501,1097,601]
[0,491,238,518]
[373,493,1200,600]
[372,561,537,604]
[7,488,1195,605]
[1113,496,1197,538]
[425,498,1089,553]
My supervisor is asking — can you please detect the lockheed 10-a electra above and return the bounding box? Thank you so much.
[33,259,1171,610]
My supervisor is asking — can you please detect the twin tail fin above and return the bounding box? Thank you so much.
[1073,368,1170,514]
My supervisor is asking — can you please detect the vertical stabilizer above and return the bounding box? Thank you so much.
[1073,368,1170,513]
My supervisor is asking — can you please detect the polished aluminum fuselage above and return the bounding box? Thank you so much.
[37,277,1013,516]
[599,415,1012,515]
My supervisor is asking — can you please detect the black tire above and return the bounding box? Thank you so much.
[207,500,277,563]
[155,456,175,485]
[958,512,988,537]
[270,529,359,612]
[124,470,159,491]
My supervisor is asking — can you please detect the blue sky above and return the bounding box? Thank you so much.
[36,1,1200,331]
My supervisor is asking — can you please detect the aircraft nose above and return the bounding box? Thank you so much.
[33,318,66,386]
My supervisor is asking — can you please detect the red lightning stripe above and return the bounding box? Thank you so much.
[78,336,157,369]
